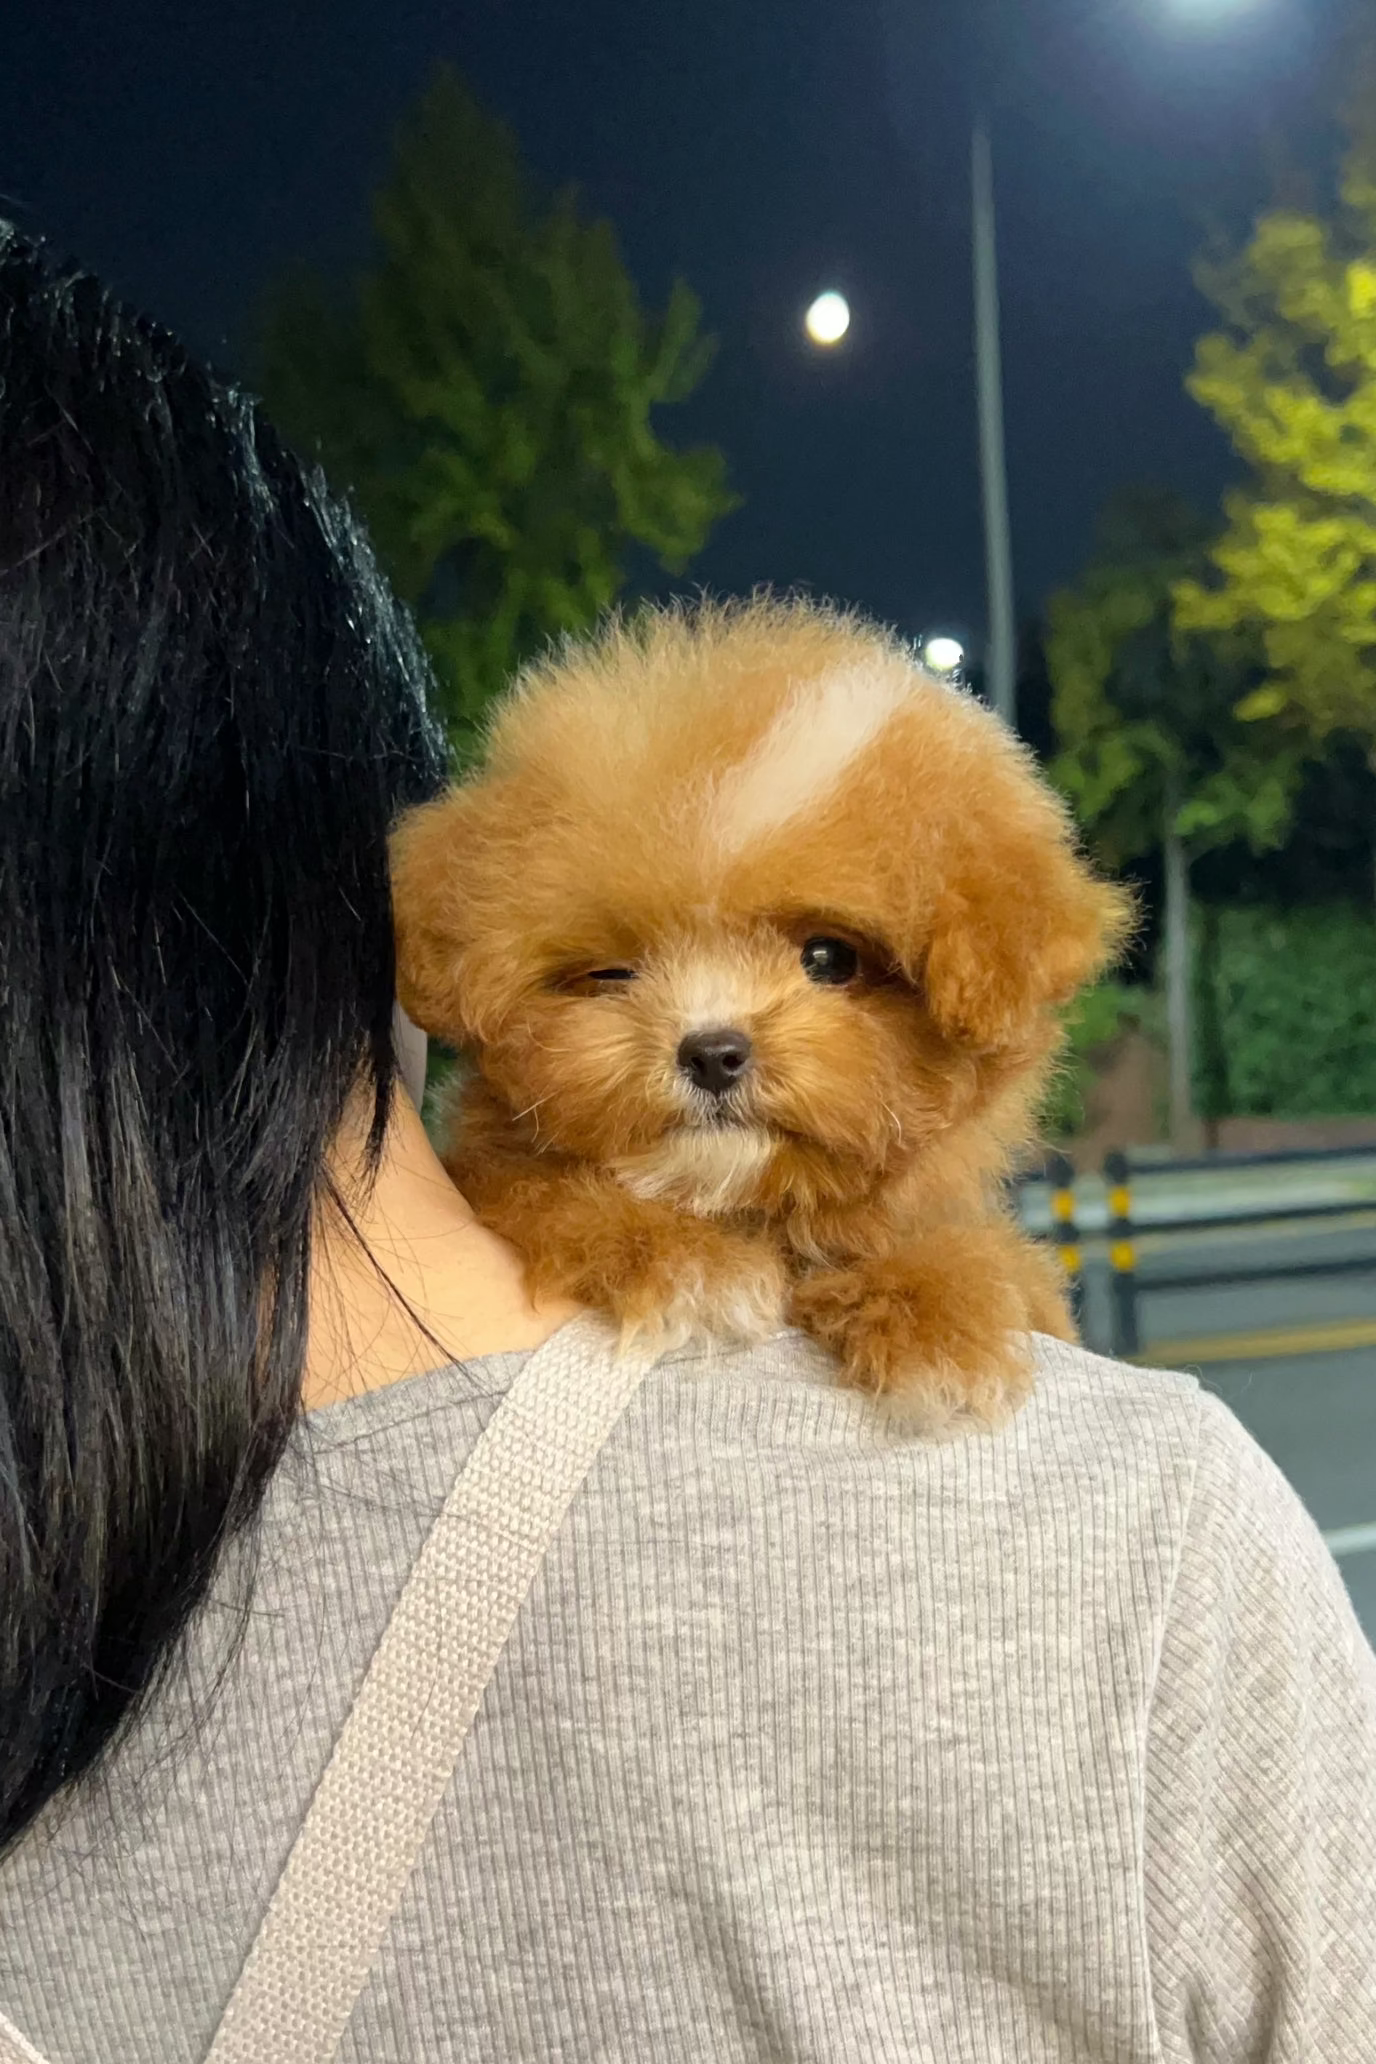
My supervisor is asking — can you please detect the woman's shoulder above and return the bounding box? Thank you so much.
[640,1323,1206,1466]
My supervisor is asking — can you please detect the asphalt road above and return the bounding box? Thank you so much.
[1071,1218,1376,1642]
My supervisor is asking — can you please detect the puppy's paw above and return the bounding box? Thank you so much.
[788,1240,1037,1437]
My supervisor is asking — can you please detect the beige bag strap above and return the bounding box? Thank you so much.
[0,2010,52,2064]
[204,1314,642,2064]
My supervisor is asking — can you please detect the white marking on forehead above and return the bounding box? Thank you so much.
[708,660,920,856]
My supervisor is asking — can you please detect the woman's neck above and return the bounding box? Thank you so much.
[303,1088,581,1413]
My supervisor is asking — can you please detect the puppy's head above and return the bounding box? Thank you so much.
[392,599,1130,1217]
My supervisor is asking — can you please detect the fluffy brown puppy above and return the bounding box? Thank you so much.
[392,598,1131,1432]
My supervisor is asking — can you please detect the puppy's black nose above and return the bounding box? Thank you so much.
[677,1028,753,1098]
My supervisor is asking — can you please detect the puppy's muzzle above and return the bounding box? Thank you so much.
[677,1027,753,1100]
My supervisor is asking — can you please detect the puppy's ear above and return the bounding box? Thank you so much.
[918,803,1132,1052]
[389,787,507,1048]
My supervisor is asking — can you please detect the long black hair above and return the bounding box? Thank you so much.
[0,225,447,1852]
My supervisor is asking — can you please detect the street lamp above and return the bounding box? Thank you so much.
[970,0,1260,735]
[805,291,851,347]
[921,635,966,679]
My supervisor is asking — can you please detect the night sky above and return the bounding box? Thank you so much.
[2,0,1350,655]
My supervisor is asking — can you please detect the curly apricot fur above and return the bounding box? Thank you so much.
[392,598,1130,1429]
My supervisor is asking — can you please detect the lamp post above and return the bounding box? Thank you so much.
[971,119,1016,731]
[969,0,1261,736]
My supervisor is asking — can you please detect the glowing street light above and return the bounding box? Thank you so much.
[805,291,851,347]
[921,636,966,678]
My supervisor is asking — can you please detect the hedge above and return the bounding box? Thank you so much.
[1195,903,1376,1118]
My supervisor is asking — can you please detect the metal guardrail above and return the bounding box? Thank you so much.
[1023,1148,1376,1570]
[1023,1146,1376,1362]
[1043,1153,1084,1328]
[1107,1141,1376,1178]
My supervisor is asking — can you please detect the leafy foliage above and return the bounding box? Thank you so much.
[1175,66,1376,747]
[1042,905,1376,1139]
[1047,487,1302,866]
[1195,905,1376,1116]
[257,68,737,753]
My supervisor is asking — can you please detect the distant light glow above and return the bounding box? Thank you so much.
[922,636,966,675]
[804,291,851,346]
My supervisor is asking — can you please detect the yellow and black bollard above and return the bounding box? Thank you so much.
[1103,1149,1140,1358]
[1045,1151,1085,1326]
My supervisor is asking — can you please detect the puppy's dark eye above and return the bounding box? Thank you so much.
[801,937,859,986]
[585,967,637,984]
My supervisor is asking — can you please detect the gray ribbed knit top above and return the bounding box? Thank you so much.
[2,1328,1375,2062]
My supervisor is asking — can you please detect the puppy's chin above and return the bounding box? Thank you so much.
[610,1125,777,1218]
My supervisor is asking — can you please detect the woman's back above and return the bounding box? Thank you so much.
[5,1325,1375,2062]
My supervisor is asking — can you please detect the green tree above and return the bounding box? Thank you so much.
[1048,488,1303,1146]
[1174,68,1376,752]
[257,67,737,754]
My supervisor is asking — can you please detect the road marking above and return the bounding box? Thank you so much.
[1141,1316,1376,1366]
[1323,1521,1376,1561]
